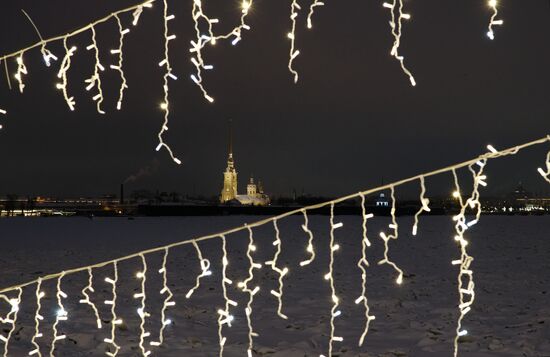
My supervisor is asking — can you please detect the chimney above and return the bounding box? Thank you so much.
[120,184,124,205]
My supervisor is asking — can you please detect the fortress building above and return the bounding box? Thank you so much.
[220,121,270,206]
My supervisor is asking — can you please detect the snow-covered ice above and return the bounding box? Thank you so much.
[0,215,549,356]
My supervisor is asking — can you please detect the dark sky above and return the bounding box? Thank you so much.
[0,0,549,198]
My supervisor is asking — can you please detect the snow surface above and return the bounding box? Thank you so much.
[1,215,549,356]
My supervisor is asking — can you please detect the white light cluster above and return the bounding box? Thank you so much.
[156,0,181,165]
[266,220,289,320]
[238,226,262,357]
[486,0,503,40]
[378,187,405,285]
[111,15,130,111]
[382,0,416,86]
[299,209,316,266]
[412,176,431,236]
[104,263,121,357]
[323,203,344,357]
[356,194,375,347]
[0,288,22,357]
[150,248,175,348]
[450,158,487,357]
[85,27,106,114]
[50,273,68,357]
[217,235,237,357]
[79,268,102,329]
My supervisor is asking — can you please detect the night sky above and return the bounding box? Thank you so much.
[0,0,549,198]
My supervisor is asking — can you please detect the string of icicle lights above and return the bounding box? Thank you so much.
[0,0,506,149]
[0,135,549,357]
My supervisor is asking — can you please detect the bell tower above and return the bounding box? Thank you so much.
[220,120,238,203]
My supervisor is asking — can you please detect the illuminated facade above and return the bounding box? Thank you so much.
[220,122,270,206]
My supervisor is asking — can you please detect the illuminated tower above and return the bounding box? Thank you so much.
[220,120,238,203]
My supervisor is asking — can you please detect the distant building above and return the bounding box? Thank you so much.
[375,192,389,207]
[220,122,270,206]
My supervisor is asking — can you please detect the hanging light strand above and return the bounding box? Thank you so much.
[0,288,22,357]
[56,38,77,111]
[217,235,237,357]
[412,176,431,236]
[325,203,344,356]
[79,268,102,329]
[50,273,68,357]
[287,0,301,83]
[84,26,106,114]
[104,262,121,357]
[238,226,262,357]
[266,220,289,320]
[150,248,175,348]
[356,193,375,347]
[14,55,28,93]
[135,254,151,357]
[29,279,44,357]
[486,0,503,40]
[382,0,416,86]
[537,150,550,183]
[378,186,405,285]
[156,0,181,165]
[299,209,316,267]
[186,241,212,299]
[306,0,324,29]
[111,15,129,111]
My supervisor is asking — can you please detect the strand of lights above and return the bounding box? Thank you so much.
[237,226,262,357]
[378,186,404,285]
[0,288,22,357]
[382,0,416,86]
[450,158,487,357]
[299,209,316,267]
[486,0,503,40]
[266,220,289,320]
[412,176,431,236]
[29,279,45,357]
[3,59,12,90]
[0,137,548,356]
[14,55,28,93]
[79,268,102,329]
[323,203,344,357]
[111,15,130,111]
[135,254,152,357]
[185,241,212,299]
[188,0,254,103]
[21,10,58,68]
[50,273,68,357]
[85,27,106,114]
[217,235,237,357]
[56,38,77,111]
[132,1,154,27]
[306,0,324,29]
[0,136,547,297]
[156,0,181,165]
[189,0,217,104]
[104,263,121,357]
[287,0,301,83]
[537,150,550,183]
[356,194,375,347]
[150,248,175,348]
